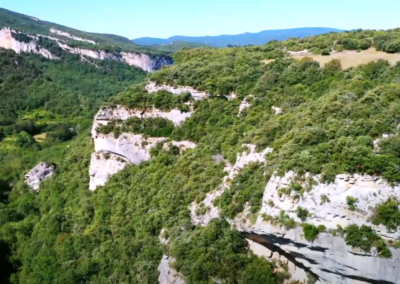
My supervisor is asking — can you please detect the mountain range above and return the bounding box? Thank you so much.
[132,27,343,47]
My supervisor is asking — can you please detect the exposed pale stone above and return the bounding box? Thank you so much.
[0,28,58,59]
[247,224,400,284]
[25,162,54,190]
[237,171,400,283]
[89,152,128,191]
[158,255,185,284]
[0,28,172,72]
[50,28,96,44]
[89,105,196,190]
[259,172,400,239]
[272,106,283,115]
[146,81,209,100]
[163,141,197,153]
[238,95,253,115]
[95,105,192,126]
[190,145,273,226]
[247,238,308,283]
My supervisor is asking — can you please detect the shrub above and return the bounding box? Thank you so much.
[321,49,331,56]
[371,198,400,231]
[345,224,392,257]
[320,194,330,205]
[302,224,320,242]
[296,207,309,222]
[346,196,359,211]
[317,224,326,233]
[279,210,297,230]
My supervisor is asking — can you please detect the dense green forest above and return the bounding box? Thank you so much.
[0,48,146,206]
[2,26,400,284]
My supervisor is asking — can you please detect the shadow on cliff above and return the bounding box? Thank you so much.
[245,232,394,284]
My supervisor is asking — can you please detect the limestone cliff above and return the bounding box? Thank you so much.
[0,28,172,72]
[90,105,196,191]
[190,145,400,283]
[0,28,59,59]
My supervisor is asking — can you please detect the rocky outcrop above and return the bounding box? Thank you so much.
[246,226,400,284]
[247,238,308,283]
[189,141,400,283]
[259,172,400,239]
[90,105,196,190]
[89,151,128,191]
[241,172,400,284]
[95,105,193,126]
[238,96,253,115]
[0,28,172,72]
[0,28,59,59]
[89,130,167,190]
[25,162,54,190]
[146,82,209,100]
[58,43,172,72]
[272,106,283,115]
[50,28,96,44]
[190,144,273,226]
[158,255,186,284]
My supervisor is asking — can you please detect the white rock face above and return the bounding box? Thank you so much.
[238,171,400,284]
[89,151,128,191]
[238,96,253,115]
[158,255,185,284]
[50,28,97,44]
[247,239,308,283]
[90,105,196,190]
[94,133,166,165]
[247,223,400,284]
[272,106,283,115]
[164,141,197,152]
[0,28,58,59]
[0,28,172,72]
[58,43,171,72]
[146,82,209,100]
[260,172,400,239]
[190,144,273,225]
[25,162,54,190]
[95,105,193,126]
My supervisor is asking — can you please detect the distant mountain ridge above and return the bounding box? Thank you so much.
[133,27,343,47]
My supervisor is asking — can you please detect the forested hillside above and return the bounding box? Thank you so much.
[2,26,400,284]
[0,48,146,214]
[0,8,168,55]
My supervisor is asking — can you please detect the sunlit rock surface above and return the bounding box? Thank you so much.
[89,105,196,190]
[0,28,172,72]
[24,162,54,190]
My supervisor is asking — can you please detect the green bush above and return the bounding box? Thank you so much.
[345,225,392,257]
[279,210,297,230]
[346,196,359,211]
[302,224,320,242]
[296,207,309,222]
[371,198,400,231]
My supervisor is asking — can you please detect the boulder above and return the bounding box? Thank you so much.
[25,162,54,190]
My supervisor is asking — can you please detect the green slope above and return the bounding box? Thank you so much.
[2,27,400,284]
[0,7,134,46]
[0,7,171,55]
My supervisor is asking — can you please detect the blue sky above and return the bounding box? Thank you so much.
[1,0,399,39]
